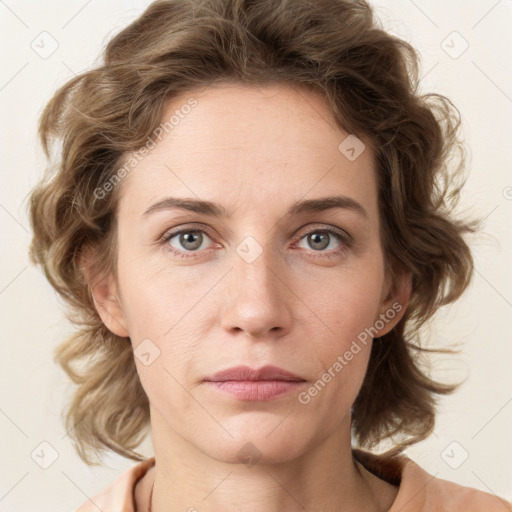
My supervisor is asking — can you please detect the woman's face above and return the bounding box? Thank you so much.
[96,83,409,464]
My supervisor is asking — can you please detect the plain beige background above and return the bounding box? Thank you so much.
[1,0,511,510]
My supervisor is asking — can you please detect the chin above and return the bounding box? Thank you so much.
[195,426,310,466]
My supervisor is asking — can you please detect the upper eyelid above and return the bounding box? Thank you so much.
[160,223,351,245]
[160,222,212,239]
[161,222,349,237]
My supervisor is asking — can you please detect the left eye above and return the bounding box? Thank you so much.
[295,229,347,252]
[166,229,212,253]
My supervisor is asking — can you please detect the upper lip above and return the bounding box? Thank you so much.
[204,365,305,382]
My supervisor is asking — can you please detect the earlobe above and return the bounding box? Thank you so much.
[80,252,129,338]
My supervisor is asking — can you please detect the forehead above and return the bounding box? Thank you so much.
[117,82,378,225]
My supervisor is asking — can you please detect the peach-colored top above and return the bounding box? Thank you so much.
[74,450,512,512]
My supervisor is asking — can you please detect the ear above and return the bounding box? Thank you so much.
[373,261,412,338]
[80,252,130,338]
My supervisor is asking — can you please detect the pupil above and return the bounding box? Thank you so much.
[310,232,328,250]
[182,232,200,249]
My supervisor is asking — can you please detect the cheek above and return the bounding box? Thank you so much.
[117,261,213,390]
[305,262,385,343]
[116,252,196,341]
[298,291,376,418]
[298,258,385,393]
[128,313,205,419]
[134,358,205,437]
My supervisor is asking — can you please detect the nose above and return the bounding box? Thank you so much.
[220,241,294,340]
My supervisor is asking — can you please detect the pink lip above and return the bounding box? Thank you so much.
[204,365,305,382]
[203,365,306,401]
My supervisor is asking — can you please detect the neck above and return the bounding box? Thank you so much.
[140,410,397,512]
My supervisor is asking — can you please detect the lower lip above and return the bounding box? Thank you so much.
[205,380,306,400]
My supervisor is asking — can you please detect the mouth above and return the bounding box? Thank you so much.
[203,365,307,401]
[203,364,306,383]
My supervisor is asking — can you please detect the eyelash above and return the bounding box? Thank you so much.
[159,223,352,260]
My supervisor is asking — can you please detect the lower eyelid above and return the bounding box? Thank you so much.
[160,225,351,254]
[163,229,213,250]
[294,230,350,251]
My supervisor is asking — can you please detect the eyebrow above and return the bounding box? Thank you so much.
[142,195,369,220]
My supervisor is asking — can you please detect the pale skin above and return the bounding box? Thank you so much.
[88,82,412,511]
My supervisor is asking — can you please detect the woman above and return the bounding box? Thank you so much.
[27,0,511,510]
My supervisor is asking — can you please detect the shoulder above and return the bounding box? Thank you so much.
[353,449,512,512]
[73,457,156,512]
[394,457,511,511]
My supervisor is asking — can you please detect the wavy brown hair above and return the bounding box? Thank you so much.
[28,0,480,465]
